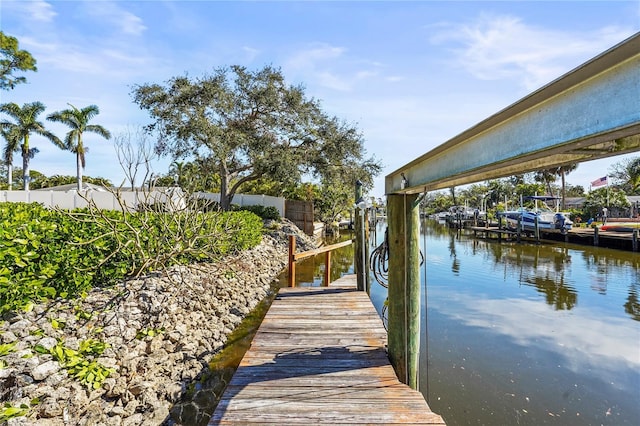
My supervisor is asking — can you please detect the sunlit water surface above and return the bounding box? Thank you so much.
[300,220,639,426]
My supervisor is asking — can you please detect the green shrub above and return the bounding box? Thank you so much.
[35,339,113,389]
[0,202,263,314]
[240,205,281,221]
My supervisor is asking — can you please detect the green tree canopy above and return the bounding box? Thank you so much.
[0,31,37,90]
[564,184,586,197]
[1,127,20,189]
[0,102,62,190]
[3,167,45,189]
[420,191,455,216]
[133,65,380,210]
[0,169,111,190]
[583,187,630,218]
[610,156,640,195]
[47,104,112,191]
[539,163,579,208]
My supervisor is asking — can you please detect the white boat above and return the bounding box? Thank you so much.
[502,196,572,235]
[447,205,484,220]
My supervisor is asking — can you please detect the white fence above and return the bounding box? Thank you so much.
[0,189,286,217]
[192,192,285,216]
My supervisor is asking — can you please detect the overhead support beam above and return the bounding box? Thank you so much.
[386,32,640,195]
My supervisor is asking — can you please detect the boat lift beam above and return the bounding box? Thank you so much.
[385,32,640,195]
[384,33,639,391]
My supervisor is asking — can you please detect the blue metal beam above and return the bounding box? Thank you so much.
[386,32,640,195]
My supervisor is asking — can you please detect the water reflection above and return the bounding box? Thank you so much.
[288,233,355,287]
[370,220,640,426]
[624,285,640,321]
[499,244,577,310]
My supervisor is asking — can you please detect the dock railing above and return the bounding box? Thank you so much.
[288,235,353,287]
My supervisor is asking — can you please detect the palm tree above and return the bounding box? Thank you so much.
[169,160,186,187]
[0,102,62,190]
[534,169,556,196]
[534,164,578,209]
[47,104,111,191]
[611,156,640,195]
[556,164,578,209]
[1,127,20,190]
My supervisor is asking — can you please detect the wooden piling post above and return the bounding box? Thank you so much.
[365,207,371,294]
[632,229,638,252]
[324,250,331,286]
[355,181,365,291]
[288,235,296,287]
[387,193,421,390]
[594,227,599,246]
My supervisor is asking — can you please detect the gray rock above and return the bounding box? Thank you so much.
[0,367,14,379]
[123,399,139,416]
[127,380,153,397]
[109,405,126,416]
[122,413,144,426]
[7,319,31,334]
[1,330,18,343]
[0,221,306,425]
[37,336,58,351]
[38,397,63,418]
[105,415,123,426]
[32,360,60,381]
[44,371,67,387]
[5,417,31,426]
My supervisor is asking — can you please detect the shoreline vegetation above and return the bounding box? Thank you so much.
[0,203,318,425]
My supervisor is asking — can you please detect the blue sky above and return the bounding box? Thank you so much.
[2,0,639,197]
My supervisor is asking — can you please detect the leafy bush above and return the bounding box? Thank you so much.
[0,202,263,314]
[239,205,281,221]
[35,339,113,389]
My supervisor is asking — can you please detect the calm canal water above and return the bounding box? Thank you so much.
[298,220,639,426]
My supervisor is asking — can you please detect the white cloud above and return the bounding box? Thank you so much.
[83,1,147,36]
[284,44,393,93]
[314,71,351,92]
[438,294,640,375]
[24,38,104,74]
[286,43,346,69]
[386,75,404,83]
[2,0,57,23]
[430,14,636,90]
[242,46,261,62]
[19,34,157,82]
[284,43,356,92]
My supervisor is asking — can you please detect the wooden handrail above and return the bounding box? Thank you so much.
[288,235,353,287]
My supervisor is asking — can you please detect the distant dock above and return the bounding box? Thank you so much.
[209,274,446,425]
[470,224,639,252]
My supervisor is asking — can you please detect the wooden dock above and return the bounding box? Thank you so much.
[471,225,639,251]
[209,274,445,425]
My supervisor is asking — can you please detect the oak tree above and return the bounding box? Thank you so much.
[0,31,37,90]
[133,65,380,210]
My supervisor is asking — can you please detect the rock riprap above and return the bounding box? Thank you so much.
[0,219,317,425]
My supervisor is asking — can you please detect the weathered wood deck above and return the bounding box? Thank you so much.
[209,274,445,425]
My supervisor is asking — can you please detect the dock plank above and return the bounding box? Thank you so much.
[209,274,446,425]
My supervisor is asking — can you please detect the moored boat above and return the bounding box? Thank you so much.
[501,196,573,235]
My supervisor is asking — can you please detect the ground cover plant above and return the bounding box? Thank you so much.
[0,201,263,314]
